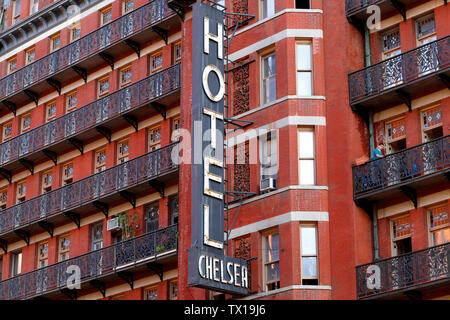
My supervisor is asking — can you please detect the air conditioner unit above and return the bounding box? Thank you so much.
[260,178,277,193]
[107,217,122,231]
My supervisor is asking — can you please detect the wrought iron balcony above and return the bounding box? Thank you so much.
[356,242,450,299]
[0,224,178,300]
[348,35,450,111]
[0,63,180,180]
[346,0,427,24]
[0,0,103,55]
[353,135,449,202]
[0,142,179,248]
[0,0,191,116]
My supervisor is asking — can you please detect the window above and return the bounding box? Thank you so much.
[41,170,53,193]
[148,127,161,151]
[145,202,159,232]
[66,91,77,112]
[171,118,181,142]
[11,251,22,277]
[62,162,73,185]
[260,130,278,184]
[300,225,318,285]
[119,65,132,88]
[21,114,31,133]
[381,27,401,60]
[58,235,71,261]
[97,76,110,97]
[30,0,39,15]
[0,188,7,210]
[169,279,178,300]
[295,0,310,9]
[100,6,112,26]
[261,53,276,104]
[37,242,49,268]
[12,0,21,25]
[50,33,61,52]
[122,0,134,14]
[95,149,107,173]
[298,128,315,185]
[416,13,436,45]
[25,47,35,65]
[391,215,412,256]
[173,41,182,63]
[70,25,81,42]
[296,42,313,96]
[260,0,275,19]
[46,101,57,122]
[263,231,280,291]
[143,286,158,300]
[385,117,406,154]
[16,181,26,203]
[91,223,103,250]
[7,56,17,74]
[150,51,163,74]
[421,104,443,142]
[2,122,12,142]
[169,195,179,225]
[117,139,129,164]
[428,204,449,246]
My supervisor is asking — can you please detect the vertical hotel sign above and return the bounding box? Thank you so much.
[188,2,248,295]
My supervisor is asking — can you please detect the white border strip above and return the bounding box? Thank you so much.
[229,210,329,239]
[229,28,323,62]
[240,285,332,300]
[226,116,326,147]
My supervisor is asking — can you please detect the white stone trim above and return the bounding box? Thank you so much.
[229,210,329,239]
[229,28,323,62]
[240,285,332,300]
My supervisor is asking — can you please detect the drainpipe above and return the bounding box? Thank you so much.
[364,26,380,261]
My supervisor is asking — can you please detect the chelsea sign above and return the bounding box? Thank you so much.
[188,2,248,295]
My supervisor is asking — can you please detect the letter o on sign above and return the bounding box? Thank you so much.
[202,64,225,102]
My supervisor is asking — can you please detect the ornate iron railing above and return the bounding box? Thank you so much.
[353,135,449,197]
[0,63,180,166]
[356,242,450,299]
[0,224,178,300]
[0,0,173,102]
[0,142,178,235]
[348,35,450,104]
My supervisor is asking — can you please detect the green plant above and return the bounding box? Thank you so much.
[117,211,139,239]
[156,245,165,253]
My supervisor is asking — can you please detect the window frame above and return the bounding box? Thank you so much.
[70,24,81,42]
[58,234,71,262]
[415,13,436,46]
[16,180,27,203]
[2,121,13,142]
[100,5,112,26]
[261,52,277,105]
[148,126,161,151]
[119,65,132,88]
[62,162,74,185]
[37,241,49,269]
[143,285,158,300]
[168,279,178,300]
[298,127,316,185]
[295,41,313,96]
[122,0,134,14]
[46,100,57,122]
[41,169,53,194]
[150,51,163,74]
[381,27,401,60]
[11,250,22,277]
[260,0,275,20]
[259,130,278,183]
[25,46,36,65]
[7,56,17,75]
[94,148,107,173]
[173,41,182,63]
[20,113,32,133]
[30,0,39,15]
[65,90,78,113]
[91,222,104,251]
[300,224,319,284]
[117,138,129,164]
[12,0,21,26]
[262,229,280,291]
[50,33,61,53]
[427,203,449,247]
[97,76,110,98]
[0,188,7,210]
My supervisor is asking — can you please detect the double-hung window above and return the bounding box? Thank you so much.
[260,0,275,19]
[298,128,315,185]
[296,42,313,96]
[300,225,318,285]
[261,53,276,104]
[263,231,280,291]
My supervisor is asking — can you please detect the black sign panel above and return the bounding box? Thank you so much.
[188,2,248,295]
